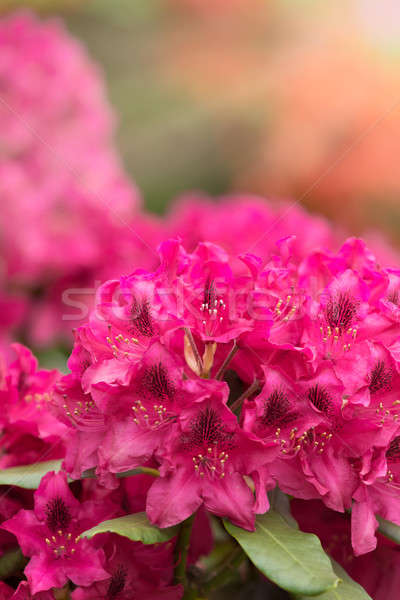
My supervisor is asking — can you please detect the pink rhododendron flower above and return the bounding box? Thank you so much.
[1,471,115,594]
[95,348,191,475]
[351,433,400,555]
[0,581,54,600]
[146,380,275,530]
[0,343,65,468]
[51,373,106,480]
[72,534,182,600]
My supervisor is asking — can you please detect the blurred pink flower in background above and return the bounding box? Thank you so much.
[166,193,341,259]
[0,343,66,468]
[165,193,400,273]
[0,11,162,348]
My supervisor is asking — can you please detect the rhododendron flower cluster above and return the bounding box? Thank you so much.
[1,229,399,598]
[1,470,182,599]
[50,233,399,550]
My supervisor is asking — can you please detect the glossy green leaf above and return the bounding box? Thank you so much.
[377,516,400,544]
[296,561,372,599]
[80,512,179,545]
[224,510,340,596]
[0,460,63,489]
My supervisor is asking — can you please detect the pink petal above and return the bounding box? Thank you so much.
[147,467,202,528]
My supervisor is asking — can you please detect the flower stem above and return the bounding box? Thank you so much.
[230,379,260,413]
[215,341,238,380]
[80,466,159,480]
[174,514,196,591]
[115,467,159,478]
[202,546,246,593]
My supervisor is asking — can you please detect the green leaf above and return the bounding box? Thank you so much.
[377,516,400,544]
[224,510,340,596]
[0,460,63,489]
[296,561,372,599]
[80,512,179,545]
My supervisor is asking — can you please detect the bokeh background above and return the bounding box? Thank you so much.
[0,0,399,368]
[3,0,400,235]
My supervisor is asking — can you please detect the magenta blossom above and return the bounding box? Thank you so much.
[42,228,400,566]
[1,471,115,594]
[0,582,54,600]
[351,434,400,556]
[94,344,189,474]
[147,380,275,530]
[0,343,65,468]
[52,374,106,480]
[72,534,182,600]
